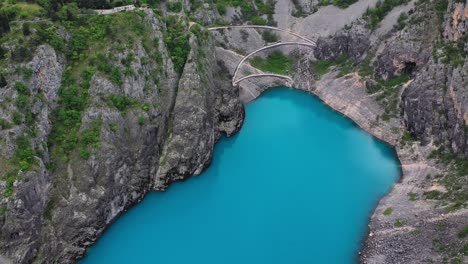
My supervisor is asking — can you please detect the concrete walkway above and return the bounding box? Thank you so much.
[208,25,316,44]
[94,5,141,15]
[234,73,293,86]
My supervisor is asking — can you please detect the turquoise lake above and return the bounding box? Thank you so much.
[81,87,400,264]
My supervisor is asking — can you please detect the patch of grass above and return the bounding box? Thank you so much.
[408,192,417,201]
[1,2,44,20]
[433,35,467,67]
[106,94,139,112]
[462,243,468,256]
[364,0,411,29]
[214,0,275,25]
[313,60,337,75]
[379,74,411,88]
[138,116,145,126]
[15,135,35,169]
[109,123,118,132]
[250,51,293,75]
[426,147,468,210]
[163,15,190,74]
[319,0,358,8]
[0,119,12,130]
[394,219,404,227]
[313,56,350,76]
[167,1,183,12]
[383,207,393,215]
[401,131,417,143]
[12,111,22,125]
[0,206,6,216]
[424,190,443,200]
[396,12,408,30]
[15,67,33,80]
[261,31,279,43]
[434,0,449,20]
[458,225,468,239]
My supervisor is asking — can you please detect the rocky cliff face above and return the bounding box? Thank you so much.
[403,1,468,157]
[0,8,243,263]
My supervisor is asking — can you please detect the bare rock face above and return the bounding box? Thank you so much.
[0,44,64,263]
[443,1,468,42]
[402,0,468,156]
[403,60,468,155]
[314,19,371,60]
[154,36,243,190]
[375,2,440,80]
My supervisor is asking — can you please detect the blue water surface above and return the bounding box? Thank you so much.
[81,87,400,264]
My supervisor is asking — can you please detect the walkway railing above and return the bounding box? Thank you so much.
[232,42,315,86]
[207,25,316,45]
[233,74,293,86]
[208,25,316,86]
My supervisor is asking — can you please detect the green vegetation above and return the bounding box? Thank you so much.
[14,81,31,112]
[408,192,417,201]
[250,51,293,75]
[15,67,33,80]
[15,135,36,171]
[138,116,145,126]
[1,2,45,20]
[458,225,468,239]
[396,12,408,30]
[0,81,39,192]
[319,0,358,9]
[2,132,37,197]
[12,111,22,125]
[401,130,417,143]
[78,120,101,159]
[49,67,92,158]
[106,94,139,112]
[427,147,468,210]
[164,15,190,74]
[383,207,393,215]
[358,56,374,78]
[0,206,6,216]
[313,60,338,75]
[0,119,12,130]
[364,0,411,29]
[141,103,150,112]
[434,0,449,20]
[43,10,156,163]
[214,0,275,25]
[366,74,410,121]
[312,56,353,76]
[167,1,182,12]
[261,31,279,43]
[380,74,410,88]
[394,219,404,227]
[424,190,443,200]
[433,35,467,67]
[109,123,118,132]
